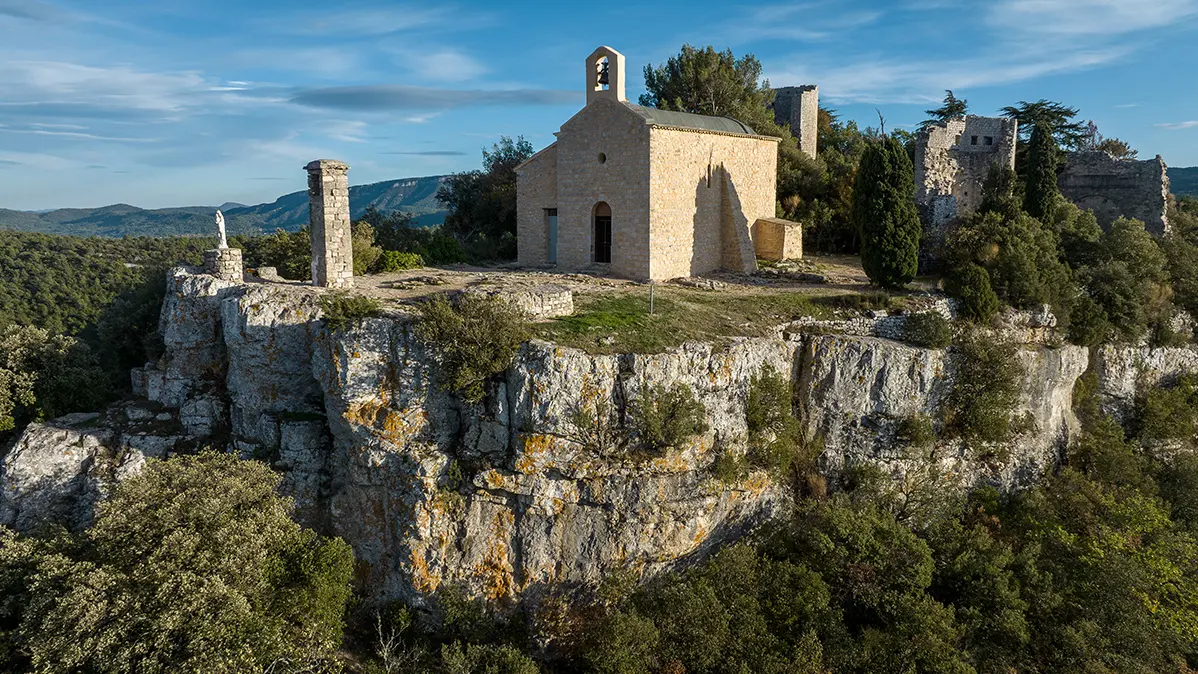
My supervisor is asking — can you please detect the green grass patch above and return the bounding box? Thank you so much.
[537,288,831,354]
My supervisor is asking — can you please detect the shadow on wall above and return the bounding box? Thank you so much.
[719,166,757,274]
[688,165,758,276]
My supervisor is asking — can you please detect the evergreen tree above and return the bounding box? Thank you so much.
[1023,123,1059,220]
[853,137,921,288]
[1001,99,1087,148]
[920,90,968,130]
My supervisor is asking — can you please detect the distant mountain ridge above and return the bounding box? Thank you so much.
[1171,166,1198,198]
[0,175,449,238]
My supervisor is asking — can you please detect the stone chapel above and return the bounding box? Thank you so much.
[516,46,800,280]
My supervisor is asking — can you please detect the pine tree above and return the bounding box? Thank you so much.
[920,90,968,130]
[853,137,922,288]
[1023,123,1059,220]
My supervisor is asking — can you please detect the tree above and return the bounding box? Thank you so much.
[1079,120,1139,159]
[1,453,355,674]
[1023,123,1060,220]
[0,325,107,435]
[853,137,922,288]
[640,44,776,129]
[1000,99,1087,149]
[921,90,968,130]
[436,136,533,258]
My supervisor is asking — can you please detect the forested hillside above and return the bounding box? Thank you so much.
[0,175,448,238]
[1172,166,1198,197]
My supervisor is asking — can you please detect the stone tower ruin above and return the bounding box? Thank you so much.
[305,159,353,288]
[772,85,819,158]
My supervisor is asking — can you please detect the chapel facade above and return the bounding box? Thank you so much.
[516,46,794,281]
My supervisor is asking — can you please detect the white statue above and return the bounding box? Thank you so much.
[215,210,228,249]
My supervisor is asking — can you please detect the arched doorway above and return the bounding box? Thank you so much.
[593,202,612,264]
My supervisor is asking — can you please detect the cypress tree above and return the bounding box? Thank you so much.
[1023,122,1059,220]
[853,137,922,288]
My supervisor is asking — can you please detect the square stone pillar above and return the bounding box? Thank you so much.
[305,159,353,288]
[203,248,243,282]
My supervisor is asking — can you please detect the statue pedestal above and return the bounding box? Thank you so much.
[203,248,243,283]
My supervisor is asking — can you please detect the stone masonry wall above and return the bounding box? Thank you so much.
[555,98,653,279]
[772,85,819,158]
[753,217,803,261]
[649,126,777,279]
[202,248,243,283]
[914,116,1017,225]
[515,144,558,266]
[306,159,354,288]
[1059,152,1171,235]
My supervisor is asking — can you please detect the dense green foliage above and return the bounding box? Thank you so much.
[902,312,953,348]
[436,136,533,260]
[943,338,1025,447]
[745,366,808,477]
[853,137,921,288]
[629,383,709,458]
[1001,99,1087,148]
[1023,124,1060,220]
[0,453,355,673]
[319,292,383,332]
[415,295,532,403]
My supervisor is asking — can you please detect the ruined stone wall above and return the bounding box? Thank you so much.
[648,127,777,279]
[1059,152,1171,235]
[306,160,353,288]
[771,85,819,158]
[555,98,653,279]
[914,116,1017,225]
[515,144,558,266]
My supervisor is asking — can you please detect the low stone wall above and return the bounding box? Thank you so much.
[462,284,574,319]
[202,248,243,283]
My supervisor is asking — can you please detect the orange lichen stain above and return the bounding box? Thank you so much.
[693,522,708,545]
[352,351,361,359]
[477,511,517,601]
[482,470,504,490]
[409,549,441,594]
[343,399,422,445]
[516,434,556,474]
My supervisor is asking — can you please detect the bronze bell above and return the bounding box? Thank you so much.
[598,60,610,86]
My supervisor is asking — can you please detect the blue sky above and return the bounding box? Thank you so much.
[1,0,1197,211]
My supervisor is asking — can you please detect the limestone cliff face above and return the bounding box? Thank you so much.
[3,267,1194,604]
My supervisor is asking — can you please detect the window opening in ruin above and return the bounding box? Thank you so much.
[598,152,607,164]
[984,136,993,146]
[971,136,978,146]
[593,202,612,264]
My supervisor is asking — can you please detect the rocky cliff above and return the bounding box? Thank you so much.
[4,267,1196,605]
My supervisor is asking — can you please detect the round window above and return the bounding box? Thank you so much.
[598,152,607,164]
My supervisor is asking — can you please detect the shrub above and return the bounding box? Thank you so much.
[375,250,423,273]
[416,295,531,403]
[1067,294,1110,346]
[945,337,1025,447]
[441,642,539,674]
[902,312,952,348]
[1,453,354,673]
[319,291,382,332]
[945,263,999,323]
[711,448,749,483]
[895,414,936,447]
[568,393,628,456]
[1131,375,1198,443]
[744,366,807,476]
[630,382,709,457]
[820,291,894,313]
[352,221,384,276]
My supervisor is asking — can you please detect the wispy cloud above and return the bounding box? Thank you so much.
[1158,121,1198,130]
[0,0,62,22]
[398,49,488,82]
[273,4,452,37]
[988,0,1198,36]
[290,85,580,111]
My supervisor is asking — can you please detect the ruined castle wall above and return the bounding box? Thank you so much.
[914,116,1017,224]
[1059,152,1171,235]
[772,85,819,158]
